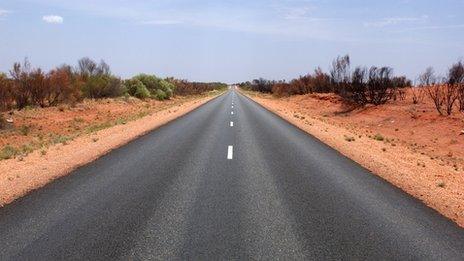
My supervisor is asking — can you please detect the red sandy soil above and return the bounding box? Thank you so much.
[0,92,221,206]
[244,89,464,227]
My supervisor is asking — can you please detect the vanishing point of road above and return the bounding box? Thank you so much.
[1,90,463,260]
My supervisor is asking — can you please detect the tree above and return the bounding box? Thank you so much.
[448,61,464,111]
[418,67,436,86]
[329,55,351,94]
[347,66,368,105]
[48,65,81,105]
[0,73,12,109]
[251,78,274,93]
[366,66,396,105]
[9,59,33,109]
[77,57,98,79]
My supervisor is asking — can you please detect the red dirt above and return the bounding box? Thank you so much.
[0,96,200,150]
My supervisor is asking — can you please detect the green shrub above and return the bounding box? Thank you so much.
[124,78,151,99]
[20,144,34,155]
[154,89,167,100]
[158,80,174,99]
[81,75,124,98]
[132,74,174,99]
[134,84,151,99]
[125,79,143,95]
[19,125,31,136]
[0,145,18,160]
[373,134,384,141]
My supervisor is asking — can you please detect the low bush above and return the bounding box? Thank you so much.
[82,75,124,99]
[125,79,144,97]
[131,74,174,100]
[411,87,425,104]
[47,65,82,105]
[249,78,276,93]
[134,84,151,99]
[158,80,175,98]
[0,73,13,109]
[0,114,6,129]
[169,79,227,95]
[422,64,462,115]
[448,60,464,112]
[154,89,167,100]
[373,134,384,141]
[0,145,18,160]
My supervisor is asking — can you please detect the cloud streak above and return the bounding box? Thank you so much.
[140,20,183,25]
[42,15,63,24]
[364,15,428,27]
[394,24,464,32]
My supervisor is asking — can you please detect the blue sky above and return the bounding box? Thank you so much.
[0,0,463,83]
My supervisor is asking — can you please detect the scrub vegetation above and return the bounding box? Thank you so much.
[0,57,227,160]
[239,55,464,116]
[0,57,227,111]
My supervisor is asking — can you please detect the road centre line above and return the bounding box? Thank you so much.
[227,146,233,159]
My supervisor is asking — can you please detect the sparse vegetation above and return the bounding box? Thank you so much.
[0,114,6,129]
[19,125,31,136]
[0,58,226,112]
[421,62,464,115]
[373,134,384,141]
[241,55,464,117]
[167,78,227,96]
[239,54,411,106]
[0,145,19,160]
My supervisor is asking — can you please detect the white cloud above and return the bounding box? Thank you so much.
[0,9,10,17]
[282,7,312,20]
[42,15,63,24]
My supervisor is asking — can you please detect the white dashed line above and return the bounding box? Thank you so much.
[231,111,234,115]
[230,121,234,127]
[231,105,234,109]
[227,146,233,159]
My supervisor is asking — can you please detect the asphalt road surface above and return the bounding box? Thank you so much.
[1,90,464,260]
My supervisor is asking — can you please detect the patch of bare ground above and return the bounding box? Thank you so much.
[243,89,464,227]
[0,91,222,206]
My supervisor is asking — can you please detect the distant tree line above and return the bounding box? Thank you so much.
[0,58,227,111]
[239,55,411,105]
[239,55,464,115]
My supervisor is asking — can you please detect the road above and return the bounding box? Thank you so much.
[1,89,463,260]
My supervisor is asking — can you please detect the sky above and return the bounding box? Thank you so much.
[0,0,463,83]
